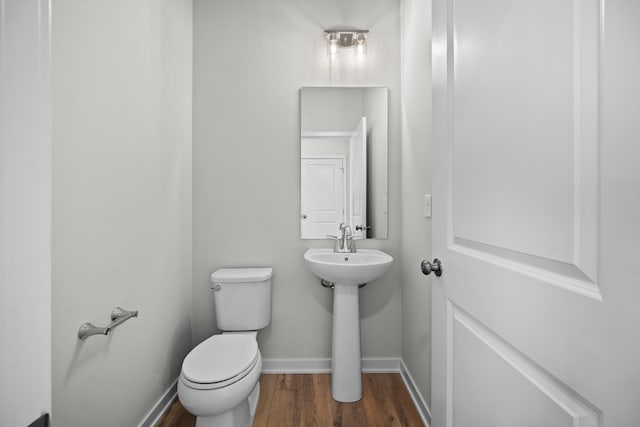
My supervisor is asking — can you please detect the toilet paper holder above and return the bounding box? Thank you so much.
[77,307,138,340]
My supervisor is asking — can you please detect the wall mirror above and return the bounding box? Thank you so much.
[300,87,388,240]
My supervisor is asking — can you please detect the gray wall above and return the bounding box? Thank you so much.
[193,0,402,362]
[0,1,52,425]
[400,0,433,408]
[51,1,193,426]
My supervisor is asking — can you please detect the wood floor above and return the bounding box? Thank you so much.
[157,373,424,427]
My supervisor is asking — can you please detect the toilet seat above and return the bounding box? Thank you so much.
[181,334,259,391]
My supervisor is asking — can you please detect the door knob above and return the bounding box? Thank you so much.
[421,258,442,277]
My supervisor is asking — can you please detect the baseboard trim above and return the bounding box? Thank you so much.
[261,357,401,374]
[399,360,432,427]
[362,357,401,372]
[138,379,178,427]
[261,358,331,373]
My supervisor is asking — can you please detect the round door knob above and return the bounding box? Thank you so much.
[421,258,442,277]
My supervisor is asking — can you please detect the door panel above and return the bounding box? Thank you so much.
[451,305,600,427]
[450,0,599,283]
[432,0,640,426]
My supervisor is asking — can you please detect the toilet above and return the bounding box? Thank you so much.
[178,267,273,427]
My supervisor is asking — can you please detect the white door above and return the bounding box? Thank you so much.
[349,117,367,238]
[301,157,345,238]
[431,0,640,426]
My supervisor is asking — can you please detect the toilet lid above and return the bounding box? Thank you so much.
[182,334,258,385]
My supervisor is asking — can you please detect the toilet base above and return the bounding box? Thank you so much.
[193,382,260,427]
[248,382,260,418]
[195,400,248,427]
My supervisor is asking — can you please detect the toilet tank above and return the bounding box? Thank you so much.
[210,267,273,331]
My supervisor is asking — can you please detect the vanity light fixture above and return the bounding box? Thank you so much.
[324,29,369,61]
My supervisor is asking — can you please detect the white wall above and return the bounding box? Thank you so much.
[51,1,192,426]
[0,1,52,425]
[400,0,433,409]
[193,0,402,362]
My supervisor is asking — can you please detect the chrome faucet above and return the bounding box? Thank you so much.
[340,222,352,251]
[330,223,356,253]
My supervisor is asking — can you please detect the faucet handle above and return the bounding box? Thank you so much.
[347,236,357,253]
[326,235,341,252]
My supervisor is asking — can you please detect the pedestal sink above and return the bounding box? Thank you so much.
[303,248,393,402]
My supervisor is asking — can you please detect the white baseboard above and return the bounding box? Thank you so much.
[261,358,331,373]
[399,360,432,427]
[260,357,401,374]
[362,357,401,372]
[138,379,178,427]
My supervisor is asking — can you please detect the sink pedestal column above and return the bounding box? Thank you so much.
[331,282,362,402]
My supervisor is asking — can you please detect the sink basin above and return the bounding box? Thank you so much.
[303,248,393,286]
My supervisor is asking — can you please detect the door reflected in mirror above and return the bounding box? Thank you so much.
[300,87,388,240]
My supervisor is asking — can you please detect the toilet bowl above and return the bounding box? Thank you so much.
[178,333,262,427]
[177,267,273,427]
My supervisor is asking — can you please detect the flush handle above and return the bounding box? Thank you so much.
[421,258,443,277]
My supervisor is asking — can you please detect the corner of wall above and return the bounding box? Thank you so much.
[399,0,434,409]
